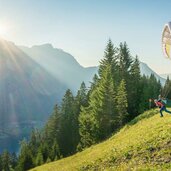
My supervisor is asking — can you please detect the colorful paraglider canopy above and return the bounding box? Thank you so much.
[162,22,171,58]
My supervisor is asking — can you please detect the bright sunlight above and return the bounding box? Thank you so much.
[0,23,8,37]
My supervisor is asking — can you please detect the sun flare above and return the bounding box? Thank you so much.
[0,24,8,36]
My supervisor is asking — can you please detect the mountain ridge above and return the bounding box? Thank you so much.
[160,73,171,79]
[19,44,98,92]
[19,43,165,86]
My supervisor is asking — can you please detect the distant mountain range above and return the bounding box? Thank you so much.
[160,73,171,80]
[19,44,98,93]
[19,44,166,86]
[0,38,165,153]
[139,62,166,85]
[0,40,98,123]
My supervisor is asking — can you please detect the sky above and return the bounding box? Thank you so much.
[0,0,171,74]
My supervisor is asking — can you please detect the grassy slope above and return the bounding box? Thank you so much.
[31,109,171,171]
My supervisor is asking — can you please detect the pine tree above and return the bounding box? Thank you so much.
[118,42,133,81]
[50,141,60,160]
[162,76,171,98]
[16,140,34,171]
[10,152,18,169]
[73,82,89,150]
[35,150,44,166]
[149,74,161,98]
[44,104,61,144]
[139,75,150,113]
[99,39,117,76]
[117,42,136,119]
[29,129,41,160]
[116,79,128,126]
[42,104,61,161]
[97,65,117,138]
[87,74,99,99]
[76,82,88,108]
[139,74,161,113]
[78,64,117,149]
[59,89,77,156]
[1,150,10,171]
[46,157,51,163]
[128,56,141,118]
[77,106,99,150]
[0,155,2,171]
[78,40,119,149]
[39,143,49,164]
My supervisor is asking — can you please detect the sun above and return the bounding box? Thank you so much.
[0,25,7,35]
[0,24,8,37]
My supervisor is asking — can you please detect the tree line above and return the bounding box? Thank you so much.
[1,40,167,171]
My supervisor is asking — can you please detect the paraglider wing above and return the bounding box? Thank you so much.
[162,22,171,58]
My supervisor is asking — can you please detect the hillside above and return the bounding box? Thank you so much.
[31,109,171,171]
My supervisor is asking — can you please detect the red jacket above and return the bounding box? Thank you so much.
[155,101,164,108]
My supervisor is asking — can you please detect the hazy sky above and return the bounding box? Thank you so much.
[0,0,171,74]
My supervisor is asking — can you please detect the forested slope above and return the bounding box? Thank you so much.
[31,109,171,171]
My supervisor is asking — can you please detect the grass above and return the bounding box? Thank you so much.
[30,108,171,171]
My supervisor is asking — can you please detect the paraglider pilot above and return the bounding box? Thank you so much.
[154,99,171,117]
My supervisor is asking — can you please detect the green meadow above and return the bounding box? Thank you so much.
[31,108,171,171]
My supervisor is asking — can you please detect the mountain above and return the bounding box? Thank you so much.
[0,39,68,153]
[31,109,171,171]
[19,44,98,93]
[19,44,165,87]
[0,40,97,153]
[140,62,166,85]
[0,40,65,122]
[160,73,171,79]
